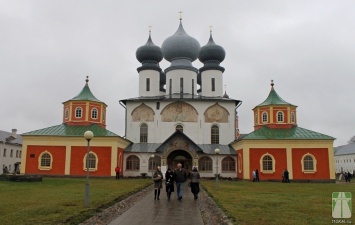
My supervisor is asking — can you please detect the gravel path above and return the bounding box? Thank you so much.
[80,184,234,225]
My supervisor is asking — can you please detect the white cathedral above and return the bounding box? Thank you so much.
[120,19,241,178]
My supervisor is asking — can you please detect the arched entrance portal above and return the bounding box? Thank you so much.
[167,150,192,174]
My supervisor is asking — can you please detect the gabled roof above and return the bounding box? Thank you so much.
[0,130,22,145]
[22,124,118,137]
[335,143,355,156]
[64,77,103,103]
[124,131,235,155]
[232,126,334,143]
[256,81,296,107]
[155,130,204,153]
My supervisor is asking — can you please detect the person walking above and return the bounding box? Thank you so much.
[255,169,260,182]
[189,166,200,199]
[252,170,256,182]
[282,169,286,182]
[153,166,163,200]
[174,163,187,200]
[115,166,120,180]
[165,168,175,200]
[284,169,290,183]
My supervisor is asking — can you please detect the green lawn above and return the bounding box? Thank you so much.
[0,178,151,225]
[201,180,354,225]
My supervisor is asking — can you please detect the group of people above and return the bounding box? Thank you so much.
[152,163,200,201]
[343,171,352,183]
[282,169,290,183]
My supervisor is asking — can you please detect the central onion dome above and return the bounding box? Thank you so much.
[162,21,200,63]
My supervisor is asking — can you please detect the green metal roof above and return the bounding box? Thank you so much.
[22,124,118,137]
[240,126,335,140]
[257,83,296,107]
[68,78,103,103]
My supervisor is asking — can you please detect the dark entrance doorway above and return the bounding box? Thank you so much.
[167,150,192,174]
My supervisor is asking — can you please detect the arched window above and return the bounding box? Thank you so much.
[176,125,183,133]
[211,125,219,144]
[262,155,273,171]
[65,108,69,119]
[140,124,148,143]
[38,151,53,170]
[291,112,295,123]
[91,108,98,119]
[148,156,161,171]
[84,153,97,171]
[75,107,82,118]
[222,156,236,172]
[41,153,51,167]
[303,155,313,170]
[277,111,284,122]
[302,154,317,172]
[262,112,268,123]
[199,156,212,171]
[126,155,140,170]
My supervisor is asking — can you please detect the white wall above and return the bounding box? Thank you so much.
[200,70,224,97]
[125,100,236,144]
[139,70,161,97]
[334,154,355,174]
[0,143,22,174]
[165,69,198,95]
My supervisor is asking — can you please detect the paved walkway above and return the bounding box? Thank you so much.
[108,184,204,225]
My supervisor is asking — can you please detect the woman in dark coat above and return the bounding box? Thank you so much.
[153,166,163,200]
[165,168,175,200]
[189,166,201,199]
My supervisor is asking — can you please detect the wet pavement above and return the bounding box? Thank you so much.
[108,184,204,225]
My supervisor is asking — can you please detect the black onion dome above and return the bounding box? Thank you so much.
[199,33,225,63]
[161,21,200,62]
[136,34,163,63]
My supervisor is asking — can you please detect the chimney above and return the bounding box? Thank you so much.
[11,129,17,139]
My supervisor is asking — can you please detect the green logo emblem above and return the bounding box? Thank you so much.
[332,192,352,218]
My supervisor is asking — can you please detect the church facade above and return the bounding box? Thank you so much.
[20,19,335,181]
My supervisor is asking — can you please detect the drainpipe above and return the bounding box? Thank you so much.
[1,139,5,173]
[119,101,127,138]
[235,101,242,139]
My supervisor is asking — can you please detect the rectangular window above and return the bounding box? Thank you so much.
[212,78,215,91]
[3,149,6,157]
[146,78,150,91]
[156,102,160,110]
[10,150,13,157]
[169,79,172,95]
[192,79,194,95]
[180,78,183,93]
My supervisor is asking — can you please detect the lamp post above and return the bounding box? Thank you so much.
[215,148,220,190]
[150,154,155,179]
[84,131,94,208]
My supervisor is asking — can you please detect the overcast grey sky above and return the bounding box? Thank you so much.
[1,1,354,146]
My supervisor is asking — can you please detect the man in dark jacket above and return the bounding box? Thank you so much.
[174,163,187,200]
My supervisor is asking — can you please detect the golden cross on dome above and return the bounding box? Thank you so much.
[148,25,152,34]
[209,25,213,33]
[179,11,183,20]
